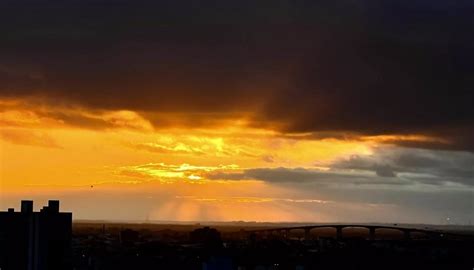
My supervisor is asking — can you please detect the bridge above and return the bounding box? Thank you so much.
[242,224,468,241]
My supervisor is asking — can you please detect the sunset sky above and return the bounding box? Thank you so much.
[1,0,473,224]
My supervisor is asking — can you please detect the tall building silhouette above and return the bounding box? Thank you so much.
[0,200,72,270]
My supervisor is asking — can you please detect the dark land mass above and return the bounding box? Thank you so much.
[72,221,474,270]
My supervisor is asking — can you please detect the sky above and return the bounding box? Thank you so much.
[0,0,473,224]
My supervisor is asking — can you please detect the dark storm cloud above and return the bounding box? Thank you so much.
[205,147,474,186]
[332,147,474,186]
[207,167,411,186]
[1,0,473,150]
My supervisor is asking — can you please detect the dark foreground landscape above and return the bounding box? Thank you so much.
[2,201,474,270]
[72,222,474,270]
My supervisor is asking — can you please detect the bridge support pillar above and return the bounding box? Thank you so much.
[278,230,284,238]
[403,230,411,240]
[369,227,376,241]
[336,227,343,240]
[239,229,246,240]
[285,229,290,239]
[304,228,311,240]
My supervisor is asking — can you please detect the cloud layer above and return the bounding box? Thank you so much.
[205,147,474,187]
[0,0,473,150]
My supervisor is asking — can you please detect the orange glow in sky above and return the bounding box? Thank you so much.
[0,99,457,222]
